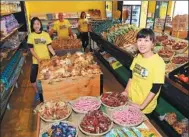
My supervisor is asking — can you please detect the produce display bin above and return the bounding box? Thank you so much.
[55,48,82,56]
[169,63,189,90]
[36,105,163,137]
[39,74,103,102]
[91,32,133,68]
[94,50,131,87]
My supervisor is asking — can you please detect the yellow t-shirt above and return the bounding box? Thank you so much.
[78,18,89,32]
[52,20,71,38]
[129,54,165,114]
[27,31,52,64]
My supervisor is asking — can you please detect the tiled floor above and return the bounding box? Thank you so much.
[1,53,166,137]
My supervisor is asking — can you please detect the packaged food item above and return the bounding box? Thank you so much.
[80,110,112,134]
[164,112,177,125]
[112,105,143,127]
[116,128,127,137]
[41,121,77,137]
[52,38,82,50]
[0,17,7,36]
[104,129,118,137]
[139,129,157,137]
[101,92,127,108]
[122,128,133,137]
[173,121,188,135]
[131,127,143,137]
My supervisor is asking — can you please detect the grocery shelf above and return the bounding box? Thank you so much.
[94,50,128,87]
[41,17,79,21]
[0,24,23,42]
[0,11,21,17]
[0,33,27,74]
[90,32,133,68]
[161,84,189,118]
[1,56,25,122]
[0,47,20,74]
[65,17,79,19]
[150,111,181,137]
[0,85,15,121]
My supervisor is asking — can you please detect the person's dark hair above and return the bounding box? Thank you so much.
[80,11,86,19]
[136,28,155,43]
[30,17,43,32]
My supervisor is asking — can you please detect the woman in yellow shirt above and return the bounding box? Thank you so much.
[27,17,56,101]
[78,12,91,52]
[122,28,165,114]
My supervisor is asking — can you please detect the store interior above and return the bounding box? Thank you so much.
[0,1,188,137]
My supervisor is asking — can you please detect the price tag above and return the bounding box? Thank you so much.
[111,61,123,70]
[136,123,149,129]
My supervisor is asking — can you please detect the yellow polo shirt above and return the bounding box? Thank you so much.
[129,54,165,114]
[52,20,71,38]
[78,18,89,32]
[27,31,52,64]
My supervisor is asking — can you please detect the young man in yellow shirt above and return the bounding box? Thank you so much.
[49,12,74,39]
[122,28,165,114]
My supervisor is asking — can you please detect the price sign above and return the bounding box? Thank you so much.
[111,61,123,70]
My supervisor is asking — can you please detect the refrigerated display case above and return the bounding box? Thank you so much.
[153,1,169,32]
[146,1,156,29]
[146,1,171,32]
[122,1,141,27]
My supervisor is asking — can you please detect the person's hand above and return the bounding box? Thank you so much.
[37,58,41,64]
[52,55,58,58]
[130,103,141,109]
[130,103,144,110]
[69,33,74,39]
[122,91,128,97]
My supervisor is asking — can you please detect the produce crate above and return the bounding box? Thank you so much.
[40,74,103,101]
[172,30,188,39]
[55,48,82,56]
[169,63,189,90]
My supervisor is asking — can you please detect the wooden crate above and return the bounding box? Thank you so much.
[40,74,103,101]
[55,48,82,56]
[172,30,188,39]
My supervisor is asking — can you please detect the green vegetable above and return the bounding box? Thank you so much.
[149,133,155,137]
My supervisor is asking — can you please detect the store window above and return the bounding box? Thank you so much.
[174,1,188,16]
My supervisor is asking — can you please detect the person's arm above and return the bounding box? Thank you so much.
[28,44,40,62]
[78,19,81,32]
[27,34,41,63]
[78,24,81,32]
[68,27,74,38]
[122,78,132,96]
[45,33,56,56]
[88,23,92,32]
[122,56,137,96]
[67,20,74,38]
[140,92,156,109]
[49,29,55,36]
[132,84,163,110]
[132,60,165,110]
[47,44,56,56]
[49,22,57,36]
